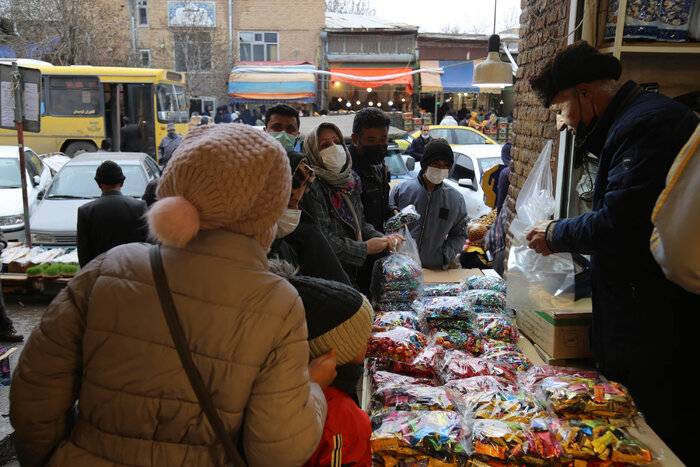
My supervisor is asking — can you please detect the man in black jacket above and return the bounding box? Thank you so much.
[408,124,433,162]
[77,161,149,267]
[119,116,142,152]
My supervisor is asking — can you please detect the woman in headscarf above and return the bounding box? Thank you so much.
[301,122,403,288]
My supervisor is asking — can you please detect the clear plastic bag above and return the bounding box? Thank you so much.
[471,313,519,343]
[464,289,506,313]
[429,329,474,351]
[423,282,464,297]
[373,384,457,412]
[395,225,421,267]
[467,418,563,465]
[461,275,507,293]
[367,327,428,363]
[371,369,436,392]
[539,376,637,421]
[370,252,424,309]
[372,311,421,332]
[384,204,421,232]
[439,352,518,383]
[421,296,474,320]
[507,140,576,312]
[481,346,533,371]
[458,390,549,423]
[518,365,600,394]
[445,375,520,395]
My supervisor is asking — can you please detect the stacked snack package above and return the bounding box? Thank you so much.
[463,289,506,314]
[658,0,693,41]
[423,282,464,297]
[420,296,475,332]
[370,253,424,312]
[605,0,659,40]
[461,275,507,294]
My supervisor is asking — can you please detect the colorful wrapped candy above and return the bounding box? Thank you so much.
[423,282,464,297]
[373,384,456,412]
[539,377,637,421]
[467,418,562,465]
[471,313,519,343]
[373,301,417,312]
[367,327,428,363]
[383,204,421,232]
[459,390,549,423]
[464,289,507,313]
[439,353,518,383]
[371,253,424,311]
[421,316,473,334]
[371,370,436,391]
[481,346,532,371]
[371,410,467,462]
[429,329,473,351]
[518,365,600,393]
[461,275,507,293]
[445,375,519,395]
[373,311,421,332]
[421,296,473,320]
[554,418,654,465]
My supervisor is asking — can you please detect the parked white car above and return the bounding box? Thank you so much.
[0,145,53,242]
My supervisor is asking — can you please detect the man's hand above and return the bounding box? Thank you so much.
[308,349,337,390]
[366,237,389,255]
[526,220,555,256]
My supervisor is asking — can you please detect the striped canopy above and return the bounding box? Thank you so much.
[228,61,316,103]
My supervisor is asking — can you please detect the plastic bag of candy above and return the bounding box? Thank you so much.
[371,253,424,307]
[371,370,436,392]
[466,418,563,465]
[463,289,506,313]
[373,384,457,412]
[374,301,418,312]
[421,296,474,320]
[553,418,655,465]
[461,275,507,293]
[371,410,468,462]
[420,316,473,334]
[458,390,549,423]
[445,375,519,395]
[439,352,518,383]
[368,327,428,363]
[384,204,421,232]
[471,313,519,343]
[370,357,436,379]
[518,365,600,393]
[428,329,473,351]
[481,345,532,371]
[373,311,421,332]
[423,282,464,297]
[539,376,637,421]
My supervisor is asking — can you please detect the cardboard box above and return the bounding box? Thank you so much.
[422,268,483,284]
[516,298,593,360]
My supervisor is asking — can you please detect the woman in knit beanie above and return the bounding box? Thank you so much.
[10,124,334,467]
[302,122,403,288]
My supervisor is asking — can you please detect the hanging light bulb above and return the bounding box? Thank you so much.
[367,87,373,92]
[401,98,406,102]
[473,35,512,88]
[346,101,352,107]
[337,97,342,102]
[388,100,394,106]
[368,101,374,106]
[377,102,382,107]
[356,100,361,105]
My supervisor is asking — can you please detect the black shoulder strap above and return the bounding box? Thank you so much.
[149,245,245,467]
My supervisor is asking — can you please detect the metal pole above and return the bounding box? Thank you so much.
[11,62,31,247]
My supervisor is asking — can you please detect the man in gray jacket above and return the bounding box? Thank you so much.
[391,139,467,269]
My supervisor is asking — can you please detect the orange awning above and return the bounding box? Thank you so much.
[330,66,414,91]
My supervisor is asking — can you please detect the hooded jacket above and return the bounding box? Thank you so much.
[390,175,467,269]
[10,230,327,467]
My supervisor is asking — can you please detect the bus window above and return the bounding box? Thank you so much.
[156,84,177,123]
[174,85,189,123]
[48,76,101,117]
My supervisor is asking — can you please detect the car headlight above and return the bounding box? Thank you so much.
[0,214,23,226]
[31,233,55,243]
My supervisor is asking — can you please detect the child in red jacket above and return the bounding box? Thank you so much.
[289,275,373,467]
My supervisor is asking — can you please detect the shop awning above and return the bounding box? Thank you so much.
[228,61,316,103]
[330,65,414,92]
[419,60,480,93]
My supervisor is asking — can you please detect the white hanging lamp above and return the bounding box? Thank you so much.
[473,34,512,88]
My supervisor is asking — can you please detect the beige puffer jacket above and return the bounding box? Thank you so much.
[10,230,327,467]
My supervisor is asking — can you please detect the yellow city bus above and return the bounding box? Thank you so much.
[0,62,189,160]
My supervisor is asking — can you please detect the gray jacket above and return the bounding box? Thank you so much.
[391,176,467,269]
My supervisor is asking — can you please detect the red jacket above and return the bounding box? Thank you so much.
[304,386,372,467]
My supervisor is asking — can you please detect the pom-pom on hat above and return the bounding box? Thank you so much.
[289,276,373,366]
[94,160,125,185]
[148,124,291,248]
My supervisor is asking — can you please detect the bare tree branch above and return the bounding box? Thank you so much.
[325,0,376,15]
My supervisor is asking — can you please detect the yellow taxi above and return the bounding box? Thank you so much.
[407,125,498,147]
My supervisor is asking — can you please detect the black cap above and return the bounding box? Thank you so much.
[529,41,622,108]
[94,160,125,185]
[421,138,454,169]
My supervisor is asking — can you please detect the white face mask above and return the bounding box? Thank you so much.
[319,144,347,173]
[276,208,302,238]
[425,167,449,185]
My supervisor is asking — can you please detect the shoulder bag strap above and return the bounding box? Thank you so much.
[149,244,246,467]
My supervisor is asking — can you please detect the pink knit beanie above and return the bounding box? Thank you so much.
[147,124,291,249]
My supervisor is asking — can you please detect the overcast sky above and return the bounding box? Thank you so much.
[370,0,521,34]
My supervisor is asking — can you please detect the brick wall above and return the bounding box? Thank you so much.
[502,0,570,269]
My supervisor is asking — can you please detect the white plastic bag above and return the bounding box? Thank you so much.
[395,225,421,268]
[507,140,575,311]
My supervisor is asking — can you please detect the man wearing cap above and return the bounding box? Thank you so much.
[158,123,182,167]
[390,139,468,270]
[525,41,699,463]
[77,160,149,267]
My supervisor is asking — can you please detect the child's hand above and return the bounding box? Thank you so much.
[308,349,337,390]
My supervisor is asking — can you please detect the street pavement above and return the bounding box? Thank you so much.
[0,292,53,466]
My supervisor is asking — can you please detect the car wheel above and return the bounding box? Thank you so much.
[64,141,97,157]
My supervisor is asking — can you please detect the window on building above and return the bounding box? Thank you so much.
[238,31,278,61]
[139,49,151,67]
[137,0,149,26]
[173,31,212,72]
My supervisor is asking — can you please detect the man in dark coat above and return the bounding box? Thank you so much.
[407,124,432,162]
[526,41,699,464]
[119,116,142,152]
[77,161,149,267]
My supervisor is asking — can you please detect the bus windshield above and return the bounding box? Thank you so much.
[157,84,188,123]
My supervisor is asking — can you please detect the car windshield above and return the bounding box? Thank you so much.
[46,164,147,199]
[384,152,408,176]
[478,157,502,174]
[0,158,21,188]
[454,129,489,145]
